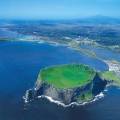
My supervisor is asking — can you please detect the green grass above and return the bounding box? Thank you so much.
[100,71,120,85]
[38,64,96,89]
[78,91,93,102]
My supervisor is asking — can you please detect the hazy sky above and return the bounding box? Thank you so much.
[0,0,120,19]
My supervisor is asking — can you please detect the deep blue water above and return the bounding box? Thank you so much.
[0,41,120,120]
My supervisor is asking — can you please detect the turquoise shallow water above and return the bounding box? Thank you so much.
[0,41,119,120]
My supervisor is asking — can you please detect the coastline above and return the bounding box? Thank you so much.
[23,91,104,108]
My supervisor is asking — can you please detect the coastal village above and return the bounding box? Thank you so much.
[104,60,120,75]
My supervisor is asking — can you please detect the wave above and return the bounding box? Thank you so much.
[23,91,105,108]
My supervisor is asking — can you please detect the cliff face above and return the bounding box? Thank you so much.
[25,73,107,105]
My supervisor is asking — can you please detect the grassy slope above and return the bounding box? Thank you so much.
[100,71,120,85]
[39,64,95,89]
[78,91,93,102]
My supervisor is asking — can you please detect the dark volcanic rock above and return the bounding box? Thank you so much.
[25,73,107,105]
[92,73,107,96]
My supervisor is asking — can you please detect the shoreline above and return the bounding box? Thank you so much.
[1,38,109,71]
[23,91,104,108]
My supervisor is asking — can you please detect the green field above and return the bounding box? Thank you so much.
[39,64,96,89]
[100,71,120,85]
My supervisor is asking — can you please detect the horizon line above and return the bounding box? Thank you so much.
[0,15,120,21]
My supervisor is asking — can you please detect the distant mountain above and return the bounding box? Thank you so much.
[0,15,120,25]
[78,15,120,25]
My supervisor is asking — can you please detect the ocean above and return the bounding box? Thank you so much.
[0,41,120,120]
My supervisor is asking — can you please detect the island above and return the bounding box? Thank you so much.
[25,64,109,105]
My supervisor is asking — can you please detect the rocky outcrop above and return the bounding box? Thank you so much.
[24,73,107,105]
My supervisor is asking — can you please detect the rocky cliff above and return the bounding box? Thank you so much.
[24,73,107,105]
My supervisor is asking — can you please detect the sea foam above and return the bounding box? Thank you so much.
[23,91,105,108]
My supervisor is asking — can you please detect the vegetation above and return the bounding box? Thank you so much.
[39,64,96,89]
[78,91,93,102]
[100,71,120,85]
[8,22,120,47]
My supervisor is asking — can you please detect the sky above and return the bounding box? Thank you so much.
[0,0,120,19]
